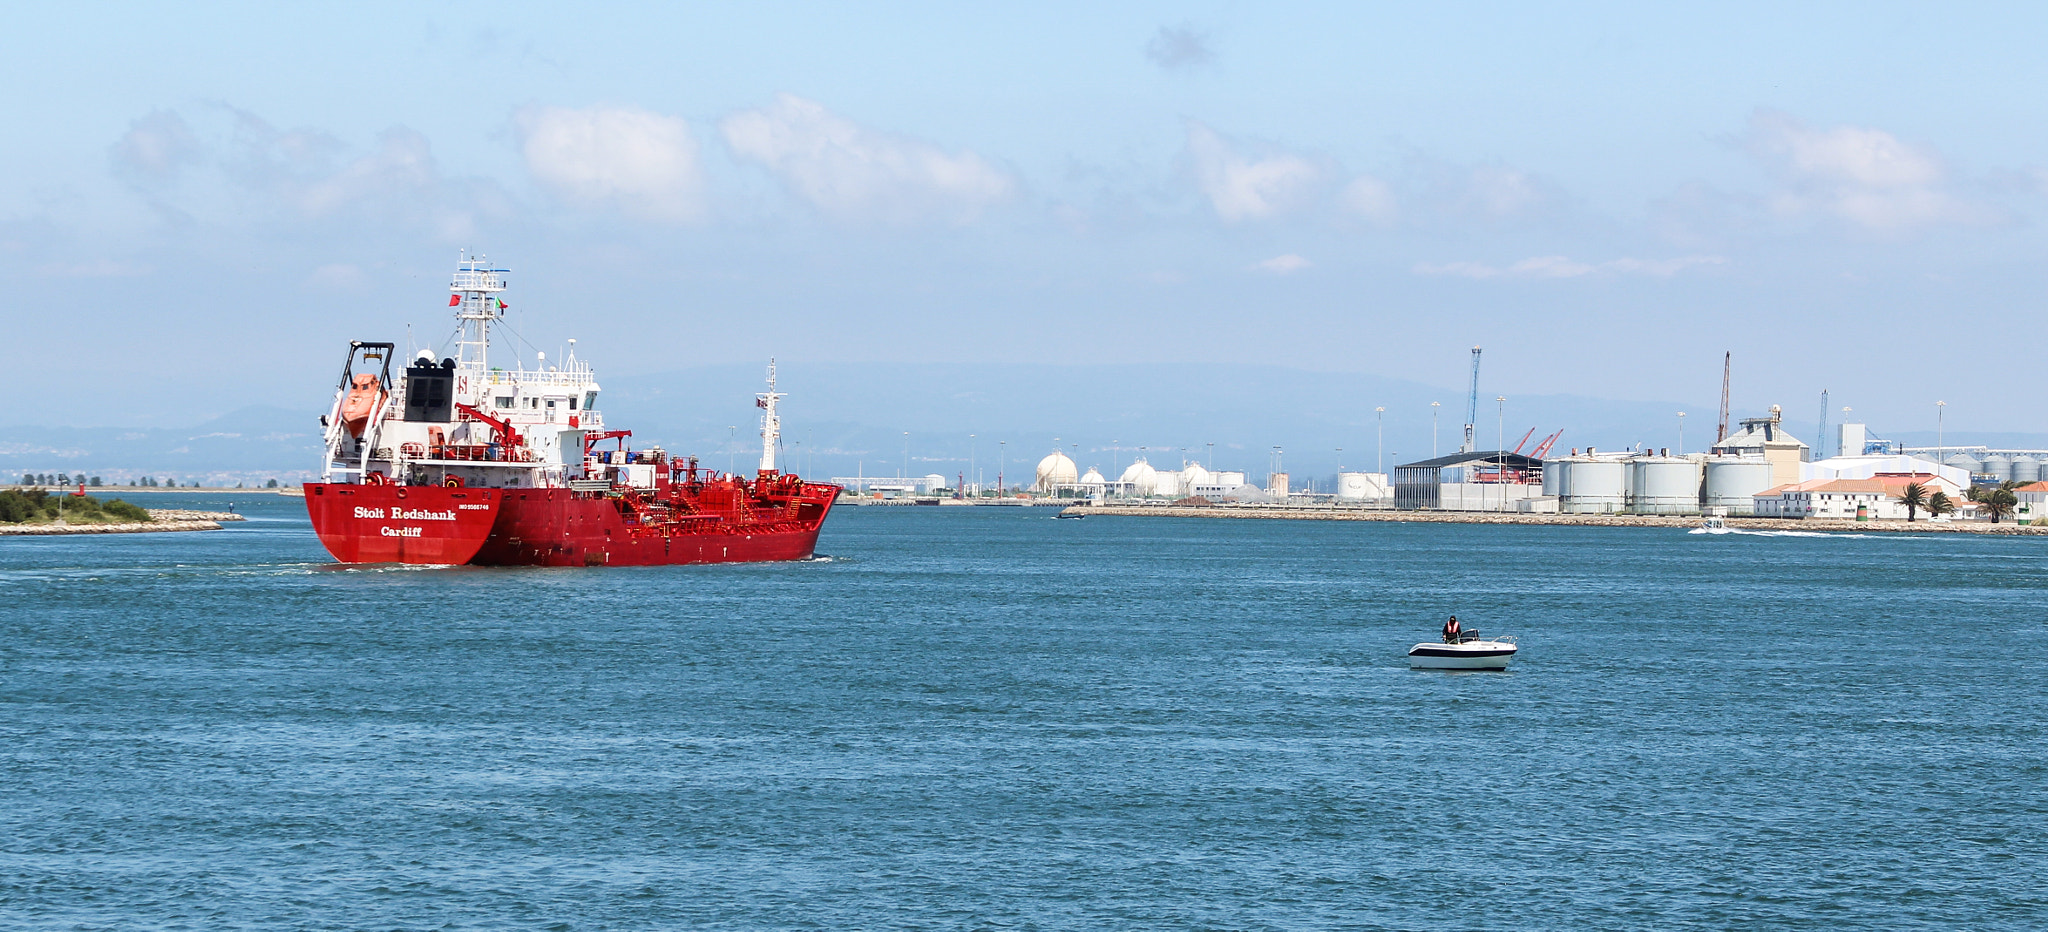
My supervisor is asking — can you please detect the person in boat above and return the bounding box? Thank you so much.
[1442,615,1462,644]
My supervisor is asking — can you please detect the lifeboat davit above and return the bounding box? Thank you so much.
[339,373,383,438]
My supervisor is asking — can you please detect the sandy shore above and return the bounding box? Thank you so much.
[1057,503,2048,536]
[0,509,247,537]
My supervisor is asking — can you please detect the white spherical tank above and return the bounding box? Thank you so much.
[1034,451,1078,492]
[1981,454,2013,483]
[1703,458,1774,515]
[2011,456,2041,485]
[1118,459,1158,496]
[1562,460,1628,513]
[1628,457,1702,514]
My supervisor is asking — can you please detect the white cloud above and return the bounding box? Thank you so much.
[1185,121,1323,222]
[1340,175,1397,224]
[111,110,201,181]
[721,94,1013,225]
[299,128,434,217]
[518,105,704,222]
[1745,110,1987,231]
[1414,255,1725,279]
[1253,254,1312,274]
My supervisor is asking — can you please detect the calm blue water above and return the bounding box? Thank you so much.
[4,494,2046,930]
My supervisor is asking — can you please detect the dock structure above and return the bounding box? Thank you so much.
[1055,502,2048,536]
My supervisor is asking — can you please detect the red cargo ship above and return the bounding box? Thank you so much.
[304,255,838,566]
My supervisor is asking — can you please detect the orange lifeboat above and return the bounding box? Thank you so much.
[339,373,384,438]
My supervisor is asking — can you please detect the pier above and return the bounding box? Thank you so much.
[1056,502,2048,536]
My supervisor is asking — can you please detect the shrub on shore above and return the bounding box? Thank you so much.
[0,489,153,524]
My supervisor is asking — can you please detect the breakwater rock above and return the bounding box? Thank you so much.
[0,509,245,536]
[1058,503,2048,536]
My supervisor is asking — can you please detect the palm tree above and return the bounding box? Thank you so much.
[1965,482,2020,524]
[1899,482,1928,522]
[1927,491,1955,519]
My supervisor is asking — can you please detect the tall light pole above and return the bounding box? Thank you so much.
[999,440,1006,494]
[727,425,736,475]
[1376,406,1386,474]
[902,431,909,480]
[1936,401,1946,475]
[969,434,976,497]
[1495,396,1506,512]
[1431,402,1441,458]
[1677,412,1686,455]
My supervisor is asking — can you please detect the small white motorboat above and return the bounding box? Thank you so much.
[1409,633,1518,670]
[1690,516,1731,535]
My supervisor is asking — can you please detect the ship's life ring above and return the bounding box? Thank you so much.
[443,475,463,488]
[396,486,408,500]
[364,471,387,486]
[340,374,383,438]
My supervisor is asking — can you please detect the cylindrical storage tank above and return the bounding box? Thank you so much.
[2011,456,2041,485]
[1981,455,2013,483]
[1943,453,1982,473]
[1336,472,1372,500]
[1703,458,1775,516]
[1629,457,1703,514]
[1562,460,1627,513]
[1542,458,1568,497]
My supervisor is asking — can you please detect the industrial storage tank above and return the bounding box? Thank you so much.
[1542,458,1568,497]
[1703,458,1775,516]
[1336,472,1388,501]
[1944,453,1983,479]
[1981,455,2013,483]
[1628,457,1703,514]
[2012,456,2041,485]
[1561,460,1628,513]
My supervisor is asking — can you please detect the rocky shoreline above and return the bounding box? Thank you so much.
[0,509,248,537]
[1056,503,2048,536]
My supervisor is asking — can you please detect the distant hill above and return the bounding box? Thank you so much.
[0,406,323,486]
[17,364,2025,487]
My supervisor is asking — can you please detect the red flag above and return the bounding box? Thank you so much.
[497,299,508,310]
[448,294,460,306]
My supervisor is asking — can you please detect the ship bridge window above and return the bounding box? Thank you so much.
[568,397,577,410]
[495,396,514,409]
[584,391,598,410]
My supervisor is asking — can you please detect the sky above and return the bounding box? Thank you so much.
[4,2,2046,465]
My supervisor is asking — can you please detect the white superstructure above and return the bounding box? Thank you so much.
[319,254,607,490]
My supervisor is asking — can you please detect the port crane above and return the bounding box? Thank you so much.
[1461,346,1481,453]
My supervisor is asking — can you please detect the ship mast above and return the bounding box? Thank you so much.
[450,252,507,371]
[757,358,784,474]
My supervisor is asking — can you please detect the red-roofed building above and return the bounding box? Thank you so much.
[1754,474,1962,520]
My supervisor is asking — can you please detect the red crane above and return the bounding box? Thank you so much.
[1530,430,1565,460]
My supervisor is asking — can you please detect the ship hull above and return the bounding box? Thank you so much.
[303,483,502,564]
[470,491,828,566]
[306,483,835,567]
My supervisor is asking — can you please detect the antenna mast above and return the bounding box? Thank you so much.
[757,358,784,474]
[1716,351,1731,443]
[1461,346,1482,453]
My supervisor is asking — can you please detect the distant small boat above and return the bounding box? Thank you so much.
[1690,517,1731,535]
[1409,633,1517,670]
[1054,511,1086,520]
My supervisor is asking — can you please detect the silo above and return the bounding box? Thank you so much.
[2012,456,2041,485]
[1562,460,1628,513]
[1981,454,2013,483]
[1944,453,1983,480]
[1629,457,1703,514]
[1542,458,1569,497]
[1703,458,1775,516]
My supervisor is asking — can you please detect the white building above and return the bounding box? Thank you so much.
[1754,473,1963,520]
